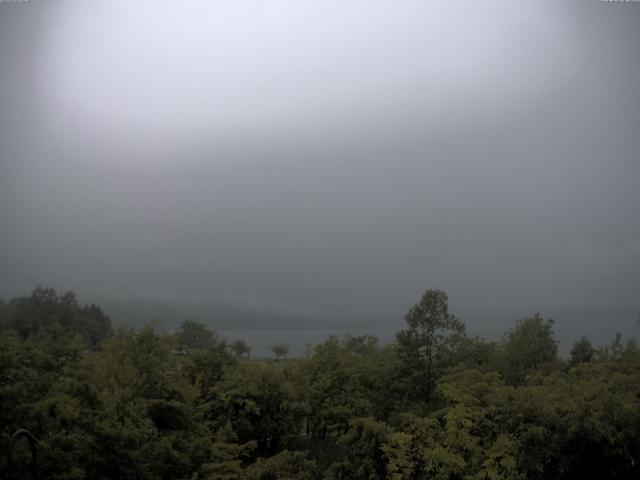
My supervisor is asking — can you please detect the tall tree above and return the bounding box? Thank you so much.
[501,313,558,385]
[176,319,216,352]
[569,336,596,367]
[271,344,290,361]
[395,289,465,404]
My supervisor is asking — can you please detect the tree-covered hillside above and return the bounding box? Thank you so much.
[1,288,639,479]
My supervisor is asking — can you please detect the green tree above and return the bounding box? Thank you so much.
[569,336,596,367]
[324,417,391,480]
[176,319,216,352]
[293,336,379,439]
[202,423,255,480]
[2,286,111,345]
[395,289,466,404]
[500,313,558,385]
[455,335,500,371]
[382,414,442,480]
[184,341,235,400]
[231,339,252,359]
[270,344,290,361]
[213,363,299,457]
[244,450,317,480]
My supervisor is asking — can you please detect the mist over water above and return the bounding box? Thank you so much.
[1,0,639,351]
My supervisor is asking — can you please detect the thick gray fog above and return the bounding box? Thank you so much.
[1,1,639,352]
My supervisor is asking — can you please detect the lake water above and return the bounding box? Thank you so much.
[219,328,397,357]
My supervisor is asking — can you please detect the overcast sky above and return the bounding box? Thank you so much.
[1,1,639,344]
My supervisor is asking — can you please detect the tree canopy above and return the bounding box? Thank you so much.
[1,286,639,479]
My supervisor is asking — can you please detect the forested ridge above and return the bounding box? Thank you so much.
[1,287,639,479]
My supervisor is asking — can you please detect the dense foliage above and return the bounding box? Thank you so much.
[1,288,639,479]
